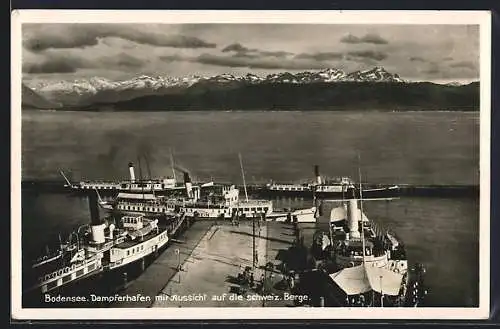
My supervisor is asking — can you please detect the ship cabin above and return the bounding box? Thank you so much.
[199,184,239,207]
[109,215,166,266]
[115,193,179,214]
[119,177,178,192]
[78,181,120,190]
[235,200,273,218]
[268,183,311,192]
[122,215,145,230]
[335,238,390,269]
[315,177,356,193]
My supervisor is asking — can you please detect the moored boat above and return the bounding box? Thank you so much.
[292,187,426,307]
[60,162,185,197]
[264,165,400,199]
[23,191,188,305]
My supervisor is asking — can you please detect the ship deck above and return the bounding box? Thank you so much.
[111,220,213,307]
[111,220,305,307]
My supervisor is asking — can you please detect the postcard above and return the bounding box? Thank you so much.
[11,9,491,320]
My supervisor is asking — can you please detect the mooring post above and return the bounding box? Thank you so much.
[122,272,128,287]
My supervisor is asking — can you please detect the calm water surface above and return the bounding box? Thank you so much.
[20,110,480,307]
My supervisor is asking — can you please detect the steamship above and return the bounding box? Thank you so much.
[294,188,426,307]
[23,191,186,300]
[60,162,187,197]
[265,165,400,199]
[99,171,275,219]
[99,170,318,222]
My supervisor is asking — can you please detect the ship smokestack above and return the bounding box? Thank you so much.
[184,172,193,198]
[88,191,106,244]
[108,223,115,240]
[314,165,322,185]
[88,191,102,225]
[347,199,360,239]
[128,162,136,182]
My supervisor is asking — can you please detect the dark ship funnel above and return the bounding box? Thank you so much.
[88,191,106,244]
[88,191,102,225]
[314,165,322,185]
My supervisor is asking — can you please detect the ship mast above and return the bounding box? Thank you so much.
[138,156,144,199]
[144,153,155,196]
[358,154,366,267]
[170,148,176,183]
[238,153,249,202]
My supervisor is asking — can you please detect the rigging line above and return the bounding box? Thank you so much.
[358,153,366,269]
[238,153,249,202]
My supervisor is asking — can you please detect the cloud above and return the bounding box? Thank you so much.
[185,53,329,70]
[222,43,251,53]
[232,52,260,59]
[347,50,388,61]
[260,51,293,58]
[23,24,217,52]
[449,60,476,69]
[221,42,292,58]
[295,52,343,61]
[23,52,146,73]
[102,53,145,68]
[340,33,388,45]
[23,55,89,73]
[159,55,184,62]
[423,67,441,75]
[409,56,428,62]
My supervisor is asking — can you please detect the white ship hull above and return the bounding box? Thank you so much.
[107,230,170,270]
[28,254,104,294]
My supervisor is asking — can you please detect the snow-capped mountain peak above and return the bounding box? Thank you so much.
[24,66,407,107]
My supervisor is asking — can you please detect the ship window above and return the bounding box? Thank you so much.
[47,280,58,290]
[264,207,268,212]
[127,250,130,256]
[257,207,262,211]
[62,275,72,283]
[141,245,144,250]
[88,263,95,271]
[244,208,249,212]
[76,269,84,277]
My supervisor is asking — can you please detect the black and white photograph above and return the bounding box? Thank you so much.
[11,10,491,320]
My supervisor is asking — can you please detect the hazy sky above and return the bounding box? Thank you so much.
[22,24,480,83]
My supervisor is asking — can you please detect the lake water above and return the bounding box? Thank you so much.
[19,110,480,307]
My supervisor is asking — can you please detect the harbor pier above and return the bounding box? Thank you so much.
[108,218,309,308]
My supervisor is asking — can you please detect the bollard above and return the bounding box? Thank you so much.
[140,257,145,272]
[319,296,325,307]
[122,272,128,287]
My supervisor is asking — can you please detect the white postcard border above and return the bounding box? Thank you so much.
[11,9,492,320]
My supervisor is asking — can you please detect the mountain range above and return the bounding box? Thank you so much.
[21,67,479,111]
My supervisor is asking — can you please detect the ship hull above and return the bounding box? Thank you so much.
[262,186,400,199]
[315,186,400,199]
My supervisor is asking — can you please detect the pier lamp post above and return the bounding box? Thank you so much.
[380,275,384,307]
[176,248,181,270]
[175,248,182,284]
